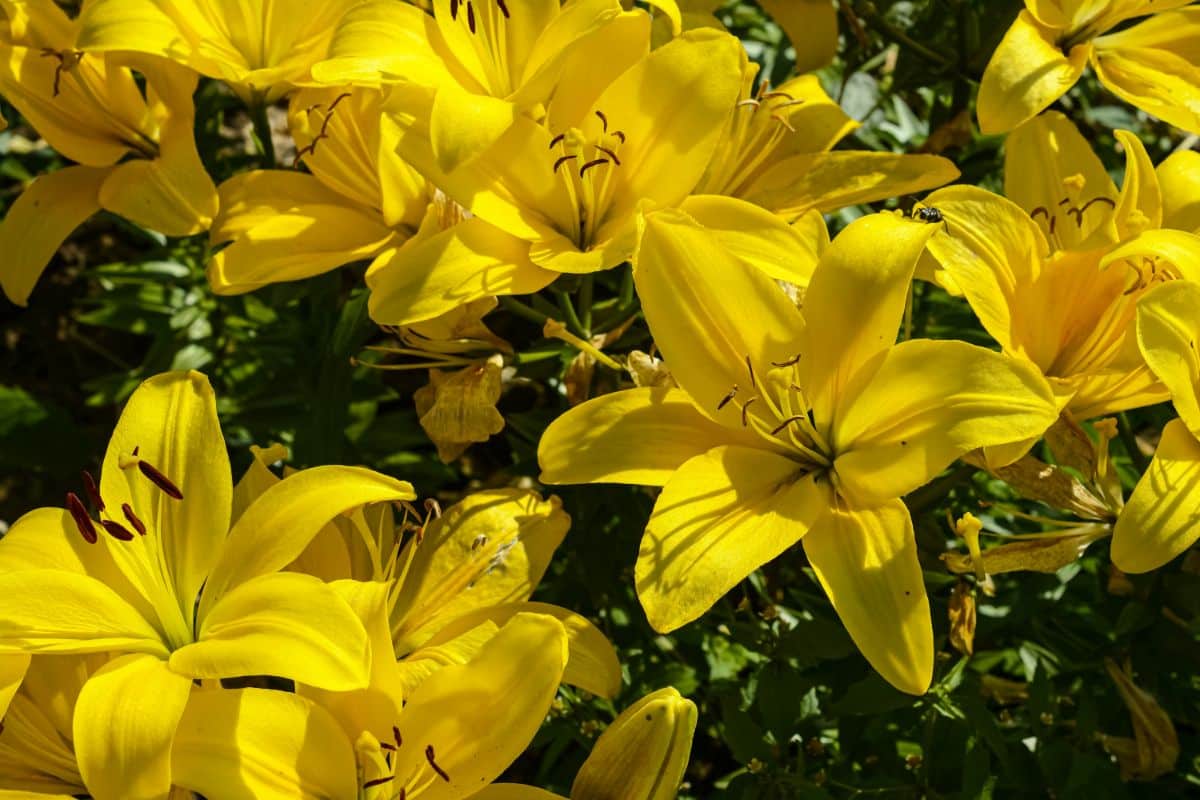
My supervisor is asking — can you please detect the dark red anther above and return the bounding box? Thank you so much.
[595,110,608,132]
[548,132,565,149]
[81,470,105,512]
[496,0,509,17]
[121,503,147,536]
[467,1,476,32]
[362,776,391,788]
[101,519,135,542]
[595,145,621,166]
[380,742,396,751]
[613,130,626,144]
[553,154,577,173]
[66,492,98,544]
[579,157,610,177]
[393,726,402,748]
[425,745,450,782]
[450,0,459,19]
[136,460,183,500]
[132,446,139,456]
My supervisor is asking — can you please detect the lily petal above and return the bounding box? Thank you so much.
[366,213,555,326]
[833,339,1058,505]
[0,165,108,306]
[472,786,564,800]
[0,570,167,656]
[0,654,30,719]
[802,500,932,695]
[416,601,622,699]
[637,445,830,633]
[800,212,939,427]
[977,10,1090,134]
[633,208,803,430]
[73,653,192,800]
[430,82,519,172]
[759,0,837,73]
[678,195,820,285]
[390,489,569,652]
[388,613,568,800]
[1113,129,1163,240]
[100,370,230,630]
[1111,417,1200,573]
[199,465,414,618]
[539,387,755,487]
[739,151,959,220]
[312,0,444,86]
[1157,150,1200,233]
[172,688,358,800]
[1136,280,1200,437]
[208,171,396,294]
[98,58,217,236]
[174,572,370,691]
[923,185,1049,353]
[1092,9,1200,135]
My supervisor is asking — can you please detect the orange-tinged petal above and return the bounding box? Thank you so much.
[802,500,932,695]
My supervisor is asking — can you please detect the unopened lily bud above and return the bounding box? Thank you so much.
[571,687,698,800]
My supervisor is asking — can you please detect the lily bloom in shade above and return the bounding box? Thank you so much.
[0,0,216,306]
[377,28,743,324]
[472,687,698,800]
[538,208,1058,694]
[0,371,416,799]
[312,0,648,171]
[694,61,959,222]
[1111,280,1200,573]
[978,0,1200,134]
[923,114,1200,429]
[74,0,363,102]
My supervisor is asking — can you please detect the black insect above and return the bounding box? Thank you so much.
[914,206,944,224]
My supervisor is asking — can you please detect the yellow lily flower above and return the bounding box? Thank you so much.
[235,443,622,699]
[232,612,570,800]
[0,0,217,306]
[74,0,362,102]
[0,370,416,799]
[1110,279,1200,573]
[694,60,960,220]
[978,0,1200,134]
[374,28,743,324]
[472,686,698,800]
[538,206,1058,694]
[924,113,1200,423]
[312,0,648,171]
[208,85,555,322]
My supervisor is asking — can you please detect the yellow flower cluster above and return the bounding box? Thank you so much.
[0,0,1197,796]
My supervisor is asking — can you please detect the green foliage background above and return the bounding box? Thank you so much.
[1,1,1198,798]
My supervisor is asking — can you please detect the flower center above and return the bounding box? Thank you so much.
[361,724,453,798]
[1029,193,1116,249]
[548,110,628,249]
[698,83,805,197]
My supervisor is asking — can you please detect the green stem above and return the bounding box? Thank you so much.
[859,5,953,67]
[499,295,550,326]
[554,289,588,339]
[1118,413,1150,474]
[250,96,276,168]
[578,274,594,336]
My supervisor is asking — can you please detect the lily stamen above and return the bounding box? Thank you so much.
[579,158,610,177]
[136,459,184,500]
[100,519,135,542]
[425,745,450,781]
[121,503,147,536]
[294,92,352,168]
[717,385,739,411]
[553,154,577,173]
[66,492,98,544]
[741,396,757,427]
[771,353,802,368]
[82,470,105,512]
